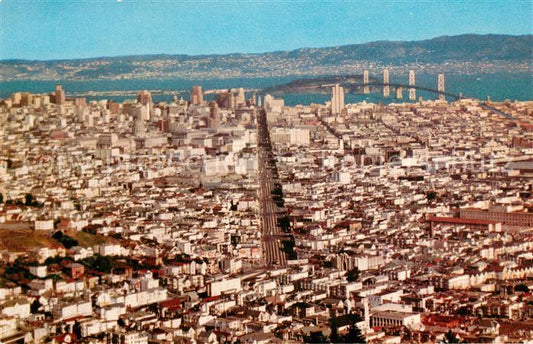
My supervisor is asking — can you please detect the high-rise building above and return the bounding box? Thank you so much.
[438,74,445,101]
[264,94,272,110]
[20,93,33,107]
[190,86,204,105]
[215,91,234,109]
[383,70,390,98]
[234,87,245,108]
[134,114,146,138]
[263,94,284,113]
[137,90,153,119]
[331,84,344,115]
[11,92,21,106]
[137,90,152,106]
[409,70,416,101]
[74,98,86,107]
[108,101,121,114]
[208,102,220,129]
[55,84,66,105]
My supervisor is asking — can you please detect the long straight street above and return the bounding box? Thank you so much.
[256,109,289,266]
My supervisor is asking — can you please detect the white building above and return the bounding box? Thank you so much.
[370,311,421,329]
[52,300,92,320]
[34,219,54,231]
[1,298,30,319]
[290,128,310,146]
[208,277,241,297]
[93,244,123,256]
[29,265,47,278]
[331,84,345,115]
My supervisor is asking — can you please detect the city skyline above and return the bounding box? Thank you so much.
[1,0,532,60]
[0,1,532,342]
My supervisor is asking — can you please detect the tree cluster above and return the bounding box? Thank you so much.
[304,316,366,344]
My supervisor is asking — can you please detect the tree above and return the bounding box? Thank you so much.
[515,284,529,293]
[346,267,360,282]
[343,325,366,344]
[52,231,79,249]
[93,255,113,273]
[282,238,297,260]
[52,231,64,241]
[73,321,82,339]
[82,255,114,273]
[25,193,33,206]
[304,331,328,343]
[442,330,460,344]
[0,193,3,203]
[455,306,470,316]
[330,317,340,344]
[427,191,438,201]
[30,299,41,313]
[278,216,291,232]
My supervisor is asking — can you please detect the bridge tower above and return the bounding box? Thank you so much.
[438,74,445,101]
[383,69,390,98]
[409,70,416,100]
[363,70,370,94]
[396,87,403,99]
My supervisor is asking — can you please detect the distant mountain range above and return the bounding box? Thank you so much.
[1,34,531,81]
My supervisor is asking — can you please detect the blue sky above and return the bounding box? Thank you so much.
[1,0,531,60]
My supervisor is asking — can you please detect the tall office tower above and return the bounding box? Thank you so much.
[363,70,370,94]
[331,84,345,115]
[55,84,66,105]
[409,70,416,100]
[134,114,146,138]
[11,92,22,105]
[190,86,204,105]
[235,87,245,107]
[396,87,403,99]
[438,74,445,101]
[137,90,152,105]
[383,70,390,98]
[20,93,34,107]
[137,90,153,119]
[264,94,272,110]
[208,102,220,129]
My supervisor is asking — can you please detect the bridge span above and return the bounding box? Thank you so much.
[320,70,515,120]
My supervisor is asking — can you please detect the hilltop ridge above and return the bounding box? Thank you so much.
[1,34,531,81]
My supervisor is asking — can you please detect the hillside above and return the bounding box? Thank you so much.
[0,224,117,252]
[1,34,531,81]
